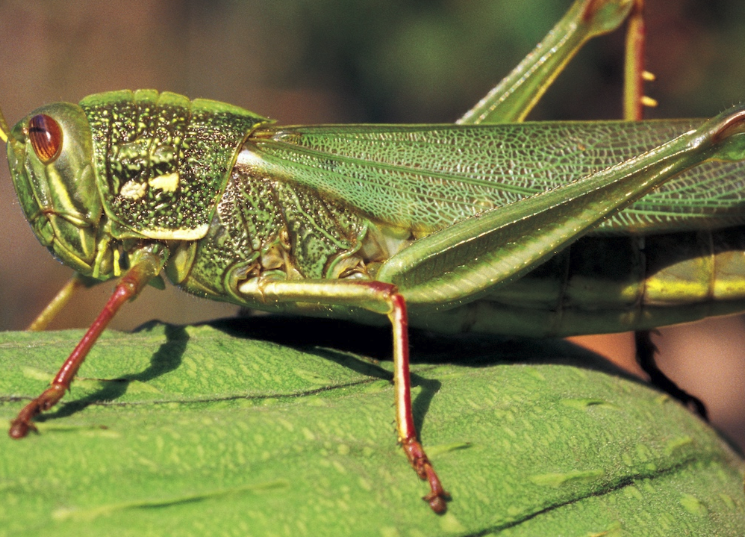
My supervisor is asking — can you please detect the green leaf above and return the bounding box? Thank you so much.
[1,318,743,536]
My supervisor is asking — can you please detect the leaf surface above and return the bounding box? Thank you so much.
[0,318,743,536]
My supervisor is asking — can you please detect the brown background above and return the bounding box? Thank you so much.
[0,0,743,448]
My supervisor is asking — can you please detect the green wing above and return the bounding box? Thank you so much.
[246,120,745,234]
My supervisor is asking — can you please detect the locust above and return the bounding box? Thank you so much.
[4,0,745,514]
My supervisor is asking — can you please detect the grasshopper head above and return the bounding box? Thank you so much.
[3,103,103,275]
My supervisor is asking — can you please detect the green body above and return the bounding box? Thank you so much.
[7,0,745,346]
[212,121,745,337]
[7,89,745,339]
[6,0,745,517]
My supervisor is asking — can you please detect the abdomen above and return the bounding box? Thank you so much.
[410,226,745,337]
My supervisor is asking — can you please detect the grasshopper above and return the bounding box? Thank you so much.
[3,0,745,513]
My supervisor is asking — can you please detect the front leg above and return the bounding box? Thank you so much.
[26,273,103,331]
[9,247,167,438]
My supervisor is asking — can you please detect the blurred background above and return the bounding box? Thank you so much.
[0,0,743,448]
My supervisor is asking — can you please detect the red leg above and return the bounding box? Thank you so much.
[190,276,449,510]
[9,254,163,439]
[389,293,449,513]
[624,0,654,121]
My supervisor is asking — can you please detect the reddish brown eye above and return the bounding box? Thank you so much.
[28,114,63,163]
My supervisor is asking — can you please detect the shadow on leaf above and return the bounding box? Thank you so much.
[36,324,189,423]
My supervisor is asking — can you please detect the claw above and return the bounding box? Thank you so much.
[9,417,35,439]
[8,384,66,439]
[402,438,450,513]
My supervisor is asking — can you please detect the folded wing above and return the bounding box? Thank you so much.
[246,120,745,235]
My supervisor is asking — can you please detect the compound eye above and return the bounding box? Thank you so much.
[28,114,63,163]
